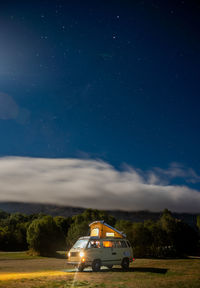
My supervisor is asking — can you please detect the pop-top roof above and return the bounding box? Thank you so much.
[89,220,126,238]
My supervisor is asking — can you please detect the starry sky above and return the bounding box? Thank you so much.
[0,0,200,211]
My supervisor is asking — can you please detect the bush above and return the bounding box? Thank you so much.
[0,213,29,251]
[27,215,63,256]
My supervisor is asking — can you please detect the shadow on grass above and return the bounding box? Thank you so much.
[133,267,168,274]
[71,267,168,274]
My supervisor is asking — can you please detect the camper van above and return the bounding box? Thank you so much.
[67,221,133,272]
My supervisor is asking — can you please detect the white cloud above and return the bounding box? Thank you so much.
[152,162,200,184]
[0,156,200,213]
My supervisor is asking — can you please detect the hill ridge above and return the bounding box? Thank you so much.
[0,201,198,228]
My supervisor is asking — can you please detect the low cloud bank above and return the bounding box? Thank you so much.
[0,157,200,213]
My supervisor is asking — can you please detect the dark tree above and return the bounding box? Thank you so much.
[27,215,63,256]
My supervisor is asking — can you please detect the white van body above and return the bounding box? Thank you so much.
[67,236,133,272]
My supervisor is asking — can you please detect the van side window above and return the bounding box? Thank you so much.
[115,241,122,248]
[103,241,113,248]
[88,240,101,248]
[126,241,131,247]
[120,241,127,248]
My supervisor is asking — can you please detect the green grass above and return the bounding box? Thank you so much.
[0,253,200,287]
[0,251,43,260]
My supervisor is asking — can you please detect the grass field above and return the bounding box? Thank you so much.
[0,252,200,288]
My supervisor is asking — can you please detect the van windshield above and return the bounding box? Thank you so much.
[73,239,88,249]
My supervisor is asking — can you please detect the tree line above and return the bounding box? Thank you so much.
[0,208,200,257]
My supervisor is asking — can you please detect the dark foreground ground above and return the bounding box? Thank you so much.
[0,252,200,288]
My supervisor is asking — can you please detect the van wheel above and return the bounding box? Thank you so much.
[77,263,85,272]
[92,259,101,272]
[107,265,113,269]
[121,258,129,270]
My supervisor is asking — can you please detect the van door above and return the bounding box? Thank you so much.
[101,240,121,265]
[114,240,124,262]
[119,240,131,260]
[86,240,101,263]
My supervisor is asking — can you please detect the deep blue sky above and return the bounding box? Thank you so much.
[0,1,200,179]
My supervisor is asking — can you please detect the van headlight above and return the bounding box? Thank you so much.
[79,251,85,258]
[68,252,71,257]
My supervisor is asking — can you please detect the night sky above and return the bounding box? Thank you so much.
[0,0,200,211]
